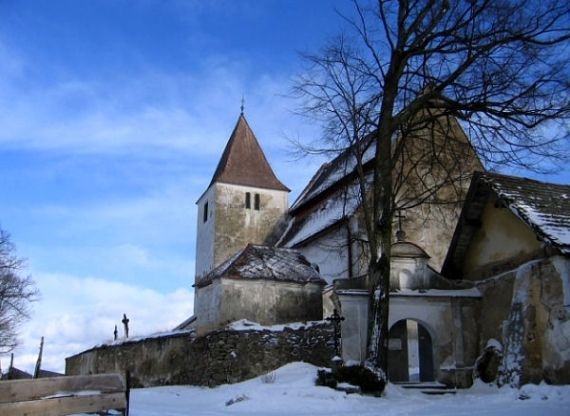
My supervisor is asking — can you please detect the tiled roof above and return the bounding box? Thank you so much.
[1,367,32,380]
[37,369,64,378]
[195,244,326,287]
[479,172,570,252]
[442,171,570,276]
[209,114,289,192]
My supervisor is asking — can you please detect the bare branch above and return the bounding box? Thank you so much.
[0,228,39,353]
[293,0,570,381]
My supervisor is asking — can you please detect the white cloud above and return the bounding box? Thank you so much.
[0,7,327,377]
[3,272,194,374]
[0,49,309,161]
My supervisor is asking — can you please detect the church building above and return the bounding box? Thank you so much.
[183,110,570,388]
[191,113,326,335]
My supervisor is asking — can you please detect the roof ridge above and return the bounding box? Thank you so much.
[479,170,570,188]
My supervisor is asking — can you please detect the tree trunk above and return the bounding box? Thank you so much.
[366,243,391,379]
[367,214,392,380]
[365,120,394,381]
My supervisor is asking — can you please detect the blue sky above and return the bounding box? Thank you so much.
[1,1,568,373]
[0,0,354,373]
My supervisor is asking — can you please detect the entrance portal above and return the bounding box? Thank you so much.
[388,319,434,382]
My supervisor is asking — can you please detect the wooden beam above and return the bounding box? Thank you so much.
[0,392,126,416]
[0,374,125,404]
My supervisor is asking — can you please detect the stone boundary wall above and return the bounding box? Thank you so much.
[66,322,335,388]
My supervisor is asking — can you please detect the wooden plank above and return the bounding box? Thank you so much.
[0,392,127,416]
[0,374,125,404]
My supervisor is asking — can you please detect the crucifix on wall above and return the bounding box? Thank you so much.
[395,209,407,242]
[122,314,130,338]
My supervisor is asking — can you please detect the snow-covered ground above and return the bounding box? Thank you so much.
[130,362,570,416]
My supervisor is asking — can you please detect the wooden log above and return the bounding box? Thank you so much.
[0,373,125,404]
[0,392,126,416]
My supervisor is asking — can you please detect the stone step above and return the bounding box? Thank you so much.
[396,382,456,395]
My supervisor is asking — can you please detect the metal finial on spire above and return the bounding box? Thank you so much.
[240,96,245,114]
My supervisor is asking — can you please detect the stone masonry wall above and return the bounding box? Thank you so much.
[66,322,335,388]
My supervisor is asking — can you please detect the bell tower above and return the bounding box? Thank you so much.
[194,113,290,281]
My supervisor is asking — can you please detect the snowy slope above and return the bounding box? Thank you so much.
[129,362,570,416]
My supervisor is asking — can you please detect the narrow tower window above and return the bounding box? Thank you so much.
[254,193,260,210]
[245,192,251,209]
[203,201,208,223]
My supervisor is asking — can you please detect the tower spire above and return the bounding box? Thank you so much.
[207,114,289,192]
[240,96,245,115]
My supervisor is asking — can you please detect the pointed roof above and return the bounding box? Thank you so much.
[209,114,290,192]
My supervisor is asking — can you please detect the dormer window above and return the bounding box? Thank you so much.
[254,193,260,210]
[245,192,251,209]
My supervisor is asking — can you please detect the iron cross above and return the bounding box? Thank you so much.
[326,309,345,357]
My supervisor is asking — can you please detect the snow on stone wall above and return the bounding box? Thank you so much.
[66,321,335,388]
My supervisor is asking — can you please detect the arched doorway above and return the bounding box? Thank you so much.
[388,319,434,382]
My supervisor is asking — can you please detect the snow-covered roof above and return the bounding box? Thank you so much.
[195,244,326,287]
[277,180,363,247]
[482,173,570,251]
[289,135,375,214]
[286,100,475,216]
[443,171,570,276]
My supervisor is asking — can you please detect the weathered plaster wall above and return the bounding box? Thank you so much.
[403,202,464,272]
[66,323,335,388]
[390,294,480,387]
[194,279,223,330]
[475,270,517,352]
[195,183,288,281]
[393,110,482,272]
[336,290,480,387]
[390,257,430,290]
[195,186,217,279]
[476,256,570,386]
[337,290,369,363]
[195,278,324,335]
[214,183,288,270]
[462,199,542,279]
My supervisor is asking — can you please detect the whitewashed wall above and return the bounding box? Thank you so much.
[195,182,288,281]
[298,227,351,284]
[194,278,323,334]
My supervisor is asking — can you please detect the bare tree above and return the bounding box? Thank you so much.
[294,0,570,383]
[0,228,38,354]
